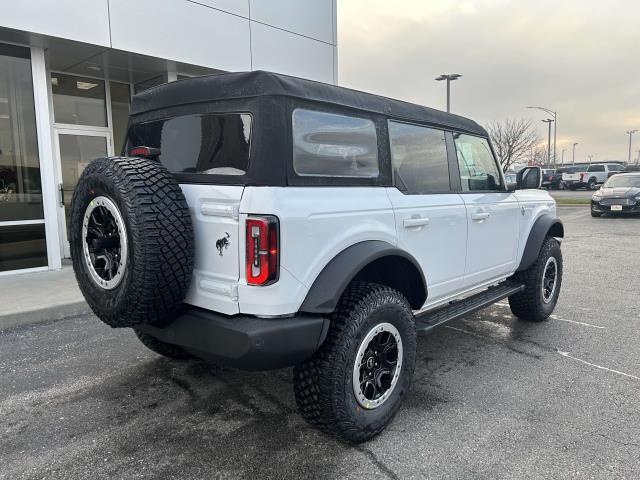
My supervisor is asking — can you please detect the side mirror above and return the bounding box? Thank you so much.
[517,166,542,190]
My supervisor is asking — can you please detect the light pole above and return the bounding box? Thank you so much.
[561,148,566,165]
[528,106,557,165]
[435,74,461,113]
[572,142,578,165]
[626,130,638,164]
[542,119,554,165]
[588,154,594,165]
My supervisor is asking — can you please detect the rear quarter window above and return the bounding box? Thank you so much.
[292,109,379,178]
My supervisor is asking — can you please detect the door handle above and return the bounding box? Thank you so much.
[471,211,490,221]
[403,217,430,228]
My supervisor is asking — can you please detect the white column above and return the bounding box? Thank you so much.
[30,46,62,270]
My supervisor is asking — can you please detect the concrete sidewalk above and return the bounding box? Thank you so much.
[0,265,90,331]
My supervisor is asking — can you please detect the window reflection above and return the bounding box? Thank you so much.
[51,73,107,127]
[0,44,44,223]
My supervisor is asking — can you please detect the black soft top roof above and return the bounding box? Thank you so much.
[130,70,486,136]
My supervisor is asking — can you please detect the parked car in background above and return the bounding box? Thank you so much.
[562,165,589,190]
[504,172,517,185]
[549,167,571,189]
[541,169,556,188]
[591,172,640,217]
[583,163,625,190]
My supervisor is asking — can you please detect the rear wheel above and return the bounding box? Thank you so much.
[509,237,562,322]
[588,178,598,190]
[293,283,416,443]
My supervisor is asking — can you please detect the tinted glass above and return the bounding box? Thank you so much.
[0,223,47,272]
[51,73,106,126]
[126,113,252,175]
[388,121,450,193]
[454,134,502,191]
[109,81,131,155]
[608,164,623,171]
[0,44,44,222]
[292,109,378,178]
[604,175,640,188]
[587,165,604,172]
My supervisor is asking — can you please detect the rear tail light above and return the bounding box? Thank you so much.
[245,215,279,286]
[128,146,161,159]
[580,173,585,181]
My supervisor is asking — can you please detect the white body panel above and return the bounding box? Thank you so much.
[180,183,557,317]
[461,192,521,288]
[386,189,466,304]
[238,187,397,315]
[181,184,244,316]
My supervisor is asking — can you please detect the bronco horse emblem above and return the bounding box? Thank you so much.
[216,232,231,256]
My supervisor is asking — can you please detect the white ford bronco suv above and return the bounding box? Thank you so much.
[70,71,564,443]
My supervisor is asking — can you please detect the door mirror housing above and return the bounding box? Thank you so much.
[516,166,542,190]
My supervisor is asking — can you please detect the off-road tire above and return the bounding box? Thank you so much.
[293,283,417,443]
[509,237,562,322]
[134,329,195,360]
[70,156,194,328]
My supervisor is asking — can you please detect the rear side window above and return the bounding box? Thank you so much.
[126,113,252,175]
[587,165,604,172]
[454,133,502,191]
[388,121,450,193]
[292,109,379,178]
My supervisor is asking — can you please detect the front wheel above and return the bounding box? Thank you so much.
[509,237,563,322]
[293,283,416,443]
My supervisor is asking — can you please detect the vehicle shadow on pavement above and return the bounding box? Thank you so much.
[1,312,553,480]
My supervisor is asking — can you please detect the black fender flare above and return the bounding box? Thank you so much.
[299,240,427,314]
[517,215,564,271]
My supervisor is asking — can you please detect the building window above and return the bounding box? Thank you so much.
[51,72,107,127]
[0,43,47,271]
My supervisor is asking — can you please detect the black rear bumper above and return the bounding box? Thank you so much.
[137,306,329,371]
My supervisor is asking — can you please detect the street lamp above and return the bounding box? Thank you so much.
[588,154,594,165]
[435,74,462,113]
[528,106,557,165]
[626,130,638,164]
[561,148,566,165]
[542,119,554,165]
[572,142,578,165]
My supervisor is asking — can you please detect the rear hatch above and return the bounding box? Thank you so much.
[125,112,253,315]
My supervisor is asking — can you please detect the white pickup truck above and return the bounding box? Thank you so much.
[563,163,625,190]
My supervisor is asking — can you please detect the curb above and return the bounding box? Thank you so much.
[0,301,91,332]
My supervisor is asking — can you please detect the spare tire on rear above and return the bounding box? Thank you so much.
[69,156,194,328]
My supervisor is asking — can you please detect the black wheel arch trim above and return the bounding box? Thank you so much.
[517,215,564,272]
[299,240,428,314]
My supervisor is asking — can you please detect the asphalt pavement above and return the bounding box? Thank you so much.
[1,208,639,480]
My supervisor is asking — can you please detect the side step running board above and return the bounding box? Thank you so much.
[414,282,525,335]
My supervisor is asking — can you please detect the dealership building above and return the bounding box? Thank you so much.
[0,0,337,274]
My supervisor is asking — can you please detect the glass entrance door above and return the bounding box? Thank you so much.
[54,129,111,257]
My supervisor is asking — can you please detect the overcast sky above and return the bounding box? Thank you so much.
[337,0,640,163]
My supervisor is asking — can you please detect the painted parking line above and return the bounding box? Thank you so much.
[557,351,640,381]
[492,303,606,329]
[550,314,605,329]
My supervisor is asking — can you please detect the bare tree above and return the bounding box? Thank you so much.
[487,118,540,172]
